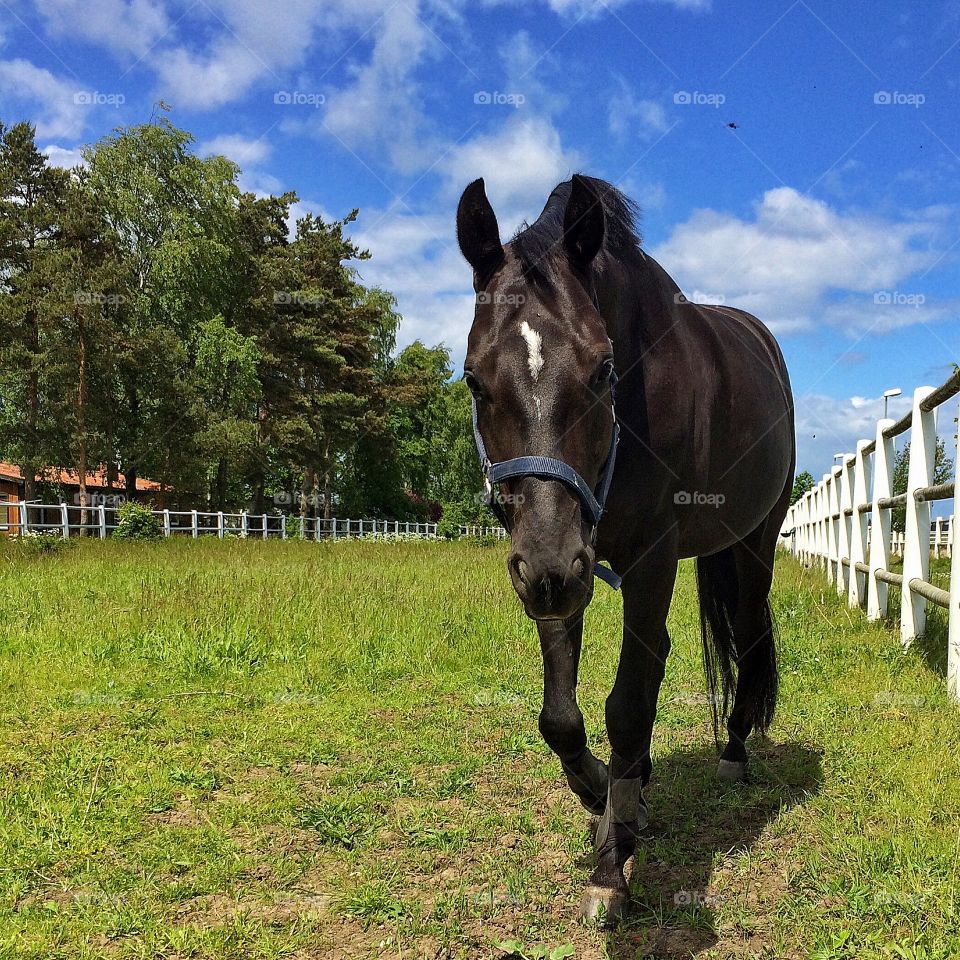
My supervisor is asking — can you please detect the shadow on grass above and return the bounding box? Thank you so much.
[883,585,948,677]
[911,606,948,676]
[604,739,823,958]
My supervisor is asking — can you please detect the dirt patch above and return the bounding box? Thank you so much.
[176,890,332,926]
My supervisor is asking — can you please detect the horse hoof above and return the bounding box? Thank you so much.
[717,758,747,782]
[579,885,629,926]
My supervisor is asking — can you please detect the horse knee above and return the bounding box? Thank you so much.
[538,703,586,759]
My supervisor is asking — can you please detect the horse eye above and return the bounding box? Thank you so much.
[464,371,482,398]
[595,359,615,384]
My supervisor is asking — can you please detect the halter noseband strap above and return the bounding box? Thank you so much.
[470,370,622,590]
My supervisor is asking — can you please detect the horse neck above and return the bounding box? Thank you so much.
[597,250,682,358]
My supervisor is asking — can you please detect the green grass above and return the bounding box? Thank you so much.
[1,538,959,959]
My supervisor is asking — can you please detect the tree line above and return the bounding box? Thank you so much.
[0,111,488,526]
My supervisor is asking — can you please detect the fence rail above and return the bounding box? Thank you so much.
[781,368,960,700]
[0,502,507,542]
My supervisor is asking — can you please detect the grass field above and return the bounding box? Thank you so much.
[2,538,960,959]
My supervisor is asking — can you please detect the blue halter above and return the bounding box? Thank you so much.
[470,370,622,590]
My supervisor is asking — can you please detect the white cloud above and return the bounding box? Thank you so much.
[795,391,912,477]
[352,206,472,353]
[35,0,170,59]
[442,114,582,231]
[511,0,710,16]
[320,1,439,174]
[0,59,89,139]
[652,187,945,335]
[42,143,86,168]
[151,0,332,110]
[608,78,669,139]
[198,133,273,167]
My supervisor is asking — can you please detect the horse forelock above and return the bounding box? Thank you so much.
[510,176,643,290]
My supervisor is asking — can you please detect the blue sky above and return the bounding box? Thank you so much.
[2,0,960,476]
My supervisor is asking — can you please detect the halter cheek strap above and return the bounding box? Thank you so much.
[471,371,622,590]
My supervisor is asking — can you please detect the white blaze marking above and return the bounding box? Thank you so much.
[519,320,544,381]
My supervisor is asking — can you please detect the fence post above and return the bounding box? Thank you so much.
[18,501,27,537]
[262,514,269,540]
[191,509,198,538]
[848,441,872,608]
[837,456,854,596]
[241,510,248,538]
[98,504,107,539]
[867,417,896,621]
[948,403,960,700]
[217,511,225,539]
[60,502,69,540]
[163,509,171,538]
[825,469,838,582]
[901,386,937,647]
[813,480,821,568]
[802,491,811,562]
[281,515,287,540]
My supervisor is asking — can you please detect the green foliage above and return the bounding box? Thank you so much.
[112,501,163,540]
[891,439,953,531]
[791,470,815,504]
[0,114,472,521]
[19,530,69,554]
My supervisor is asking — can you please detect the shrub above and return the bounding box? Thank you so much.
[20,530,68,554]
[113,502,164,540]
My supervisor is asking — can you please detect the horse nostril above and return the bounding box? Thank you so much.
[571,557,584,580]
[518,559,531,584]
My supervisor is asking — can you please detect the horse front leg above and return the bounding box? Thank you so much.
[536,614,608,814]
[581,549,677,924]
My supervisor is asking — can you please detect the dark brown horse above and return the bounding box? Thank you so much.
[456,175,795,923]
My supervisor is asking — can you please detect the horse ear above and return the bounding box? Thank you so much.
[457,178,504,285]
[563,174,604,270]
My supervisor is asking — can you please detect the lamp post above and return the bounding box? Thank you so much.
[883,387,902,419]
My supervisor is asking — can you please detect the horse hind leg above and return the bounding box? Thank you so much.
[697,518,781,783]
[719,534,779,781]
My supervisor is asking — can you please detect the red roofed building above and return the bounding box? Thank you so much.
[0,462,163,533]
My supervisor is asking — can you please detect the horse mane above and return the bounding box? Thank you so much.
[510,176,643,287]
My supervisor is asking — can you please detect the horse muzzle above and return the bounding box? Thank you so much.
[508,545,594,620]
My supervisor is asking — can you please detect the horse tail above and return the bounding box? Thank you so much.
[696,547,779,744]
[696,547,740,743]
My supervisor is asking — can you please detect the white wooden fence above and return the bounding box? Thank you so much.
[0,503,507,541]
[781,369,960,699]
